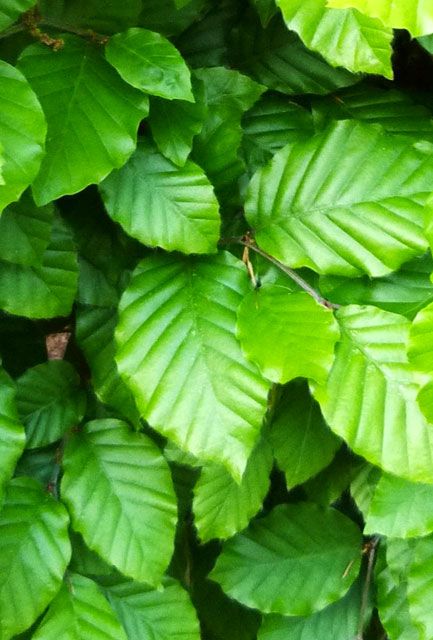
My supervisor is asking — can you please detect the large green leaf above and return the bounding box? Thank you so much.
[0,0,36,31]
[365,473,433,538]
[0,477,71,640]
[407,536,433,639]
[0,60,45,214]
[236,284,339,384]
[230,11,357,96]
[18,35,148,205]
[0,215,78,319]
[245,120,430,277]
[277,0,393,77]
[39,0,142,33]
[193,437,272,542]
[0,367,25,505]
[0,192,54,266]
[76,306,140,427]
[269,381,340,488]
[100,576,200,640]
[408,301,433,422]
[313,305,433,483]
[327,0,433,37]
[115,251,270,481]
[33,573,127,640]
[16,361,86,449]
[210,502,362,616]
[99,139,220,254]
[105,27,193,101]
[258,575,369,640]
[377,563,420,640]
[61,419,177,586]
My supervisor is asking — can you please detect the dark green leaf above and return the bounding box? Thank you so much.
[0,367,25,505]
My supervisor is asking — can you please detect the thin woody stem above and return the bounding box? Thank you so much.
[357,536,380,640]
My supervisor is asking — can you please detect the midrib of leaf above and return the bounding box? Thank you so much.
[116,40,180,70]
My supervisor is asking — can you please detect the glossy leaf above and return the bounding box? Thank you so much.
[33,573,127,640]
[237,284,339,384]
[100,139,220,254]
[0,367,25,505]
[100,576,200,640]
[0,192,54,267]
[246,120,430,277]
[18,35,149,205]
[0,216,78,319]
[0,60,46,214]
[210,502,362,616]
[313,305,433,483]
[269,381,340,488]
[193,437,273,542]
[365,473,433,538]
[277,0,393,77]
[61,419,177,586]
[0,0,36,31]
[115,251,270,481]
[0,477,71,639]
[105,27,193,101]
[16,360,86,449]
[327,0,433,37]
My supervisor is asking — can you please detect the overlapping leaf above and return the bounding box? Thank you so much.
[0,477,71,639]
[39,0,142,33]
[193,437,273,542]
[407,536,433,639]
[61,419,177,585]
[33,573,127,640]
[115,251,270,481]
[408,301,433,422]
[327,0,433,37]
[100,139,220,254]
[0,60,46,214]
[105,27,193,101]
[16,360,86,449]
[18,35,149,205]
[246,120,430,277]
[0,367,25,505]
[0,0,36,31]
[277,0,393,77]
[313,305,433,483]
[237,284,339,384]
[210,502,362,615]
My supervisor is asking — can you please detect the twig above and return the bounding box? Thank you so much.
[222,235,340,310]
[357,536,380,640]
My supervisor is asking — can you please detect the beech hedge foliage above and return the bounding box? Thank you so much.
[3,1,433,639]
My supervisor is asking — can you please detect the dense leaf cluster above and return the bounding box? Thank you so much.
[1,1,433,639]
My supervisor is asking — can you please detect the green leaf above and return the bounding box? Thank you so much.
[115,251,270,481]
[99,139,220,254]
[0,60,46,214]
[269,381,340,488]
[312,83,433,143]
[61,419,177,586]
[193,437,273,542]
[39,0,142,33]
[210,502,362,615]
[105,27,193,101]
[0,367,25,505]
[237,284,339,384]
[408,300,433,422]
[377,563,420,640]
[365,473,433,538]
[252,0,279,27]
[15,445,57,486]
[303,447,363,506]
[18,35,149,206]
[350,462,381,518]
[313,305,433,483]
[276,0,393,77]
[407,536,433,638]
[69,530,114,578]
[258,574,369,640]
[320,254,433,319]
[418,34,433,54]
[245,120,430,277]
[230,11,357,96]
[241,93,314,173]
[0,0,36,31]
[148,81,207,166]
[0,215,78,319]
[0,477,71,639]
[327,0,433,37]
[0,192,54,267]
[16,361,86,449]
[100,576,200,640]
[33,573,127,640]
[76,306,141,427]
